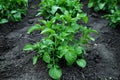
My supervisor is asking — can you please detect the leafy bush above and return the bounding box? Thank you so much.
[38,0,83,18]
[88,0,120,28]
[24,12,97,79]
[0,0,28,24]
[88,0,119,12]
[24,0,97,79]
[104,9,120,28]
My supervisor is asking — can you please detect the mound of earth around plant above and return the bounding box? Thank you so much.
[0,0,120,80]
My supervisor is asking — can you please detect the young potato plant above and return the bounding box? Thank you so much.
[104,9,120,28]
[0,0,28,24]
[38,0,83,19]
[24,12,97,80]
[88,0,120,28]
[88,0,119,12]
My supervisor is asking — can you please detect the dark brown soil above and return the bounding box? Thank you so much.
[0,0,120,80]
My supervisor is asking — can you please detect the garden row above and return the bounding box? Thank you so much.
[0,0,28,24]
[0,0,120,80]
[0,0,120,28]
[88,0,120,28]
[23,0,97,80]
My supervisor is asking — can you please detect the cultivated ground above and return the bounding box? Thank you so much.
[0,0,120,80]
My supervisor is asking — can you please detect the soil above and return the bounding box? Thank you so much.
[0,0,120,80]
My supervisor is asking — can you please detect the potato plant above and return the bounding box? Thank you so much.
[24,12,97,80]
[24,0,97,80]
[0,0,28,24]
[38,0,83,19]
[104,9,120,28]
[88,0,120,28]
[88,0,119,12]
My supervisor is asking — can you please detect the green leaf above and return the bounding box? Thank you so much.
[43,39,54,45]
[0,5,2,10]
[49,66,62,79]
[94,6,99,11]
[98,3,105,9]
[27,24,42,34]
[11,10,17,14]
[71,23,80,30]
[41,28,55,34]
[76,46,83,55]
[76,59,86,68]
[64,11,72,22]
[36,12,41,16]
[76,13,88,23]
[90,29,98,34]
[33,42,41,49]
[40,20,47,24]
[33,56,38,65]
[13,12,21,21]
[23,44,34,51]
[77,13,87,18]
[65,51,77,65]
[88,36,95,41]
[51,6,60,14]
[0,19,8,24]
[82,16,88,23]
[43,52,51,63]
[57,52,65,58]
[60,32,69,37]
[25,0,28,3]
[57,46,68,58]
[88,2,94,8]
[66,27,75,33]
[47,64,53,68]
